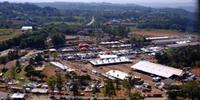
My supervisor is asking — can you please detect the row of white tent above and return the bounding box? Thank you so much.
[90,56,131,66]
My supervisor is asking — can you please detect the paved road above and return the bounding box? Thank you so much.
[86,16,95,26]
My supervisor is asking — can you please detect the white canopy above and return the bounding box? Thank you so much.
[31,88,48,94]
[50,62,75,72]
[98,55,118,59]
[21,26,32,30]
[106,70,129,80]
[131,61,183,78]
[11,93,25,99]
[90,56,131,66]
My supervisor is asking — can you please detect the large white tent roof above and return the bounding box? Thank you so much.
[131,61,183,78]
[106,70,129,80]
[11,93,25,99]
[50,62,75,72]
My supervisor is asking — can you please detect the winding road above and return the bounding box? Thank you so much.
[86,16,95,26]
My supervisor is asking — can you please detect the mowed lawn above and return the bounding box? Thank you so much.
[0,29,23,42]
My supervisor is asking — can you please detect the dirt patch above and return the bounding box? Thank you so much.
[42,64,56,77]
[129,29,184,37]
[192,68,200,77]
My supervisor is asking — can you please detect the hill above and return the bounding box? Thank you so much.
[0,2,86,29]
[36,2,198,32]
[0,2,197,32]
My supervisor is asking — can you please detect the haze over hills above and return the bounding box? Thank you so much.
[35,2,198,12]
[2,0,197,12]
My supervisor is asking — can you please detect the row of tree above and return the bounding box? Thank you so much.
[103,77,144,100]
[156,45,200,68]
[167,82,200,100]
[0,28,67,51]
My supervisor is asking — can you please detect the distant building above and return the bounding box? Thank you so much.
[21,26,33,31]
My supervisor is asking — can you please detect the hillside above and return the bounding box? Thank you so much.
[37,2,199,32]
[0,2,86,29]
[0,2,197,32]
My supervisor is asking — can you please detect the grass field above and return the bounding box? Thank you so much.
[0,29,23,42]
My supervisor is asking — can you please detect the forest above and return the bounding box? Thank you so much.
[156,45,200,68]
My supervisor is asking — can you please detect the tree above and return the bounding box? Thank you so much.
[47,76,57,95]
[114,78,120,90]
[9,67,16,79]
[35,54,44,63]
[181,82,200,100]
[71,81,79,96]
[16,60,21,68]
[56,72,64,93]
[156,45,200,68]
[129,35,146,47]
[103,79,116,98]
[29,58,35,66]
[51,33,66,46]
[167,82,200,100]
[130,92,144,100]
[15,60,22,73]
[122,76,136,96]
[167,85,182,100]
[92,83,100,98]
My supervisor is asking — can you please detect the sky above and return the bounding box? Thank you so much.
[3,0,196,4]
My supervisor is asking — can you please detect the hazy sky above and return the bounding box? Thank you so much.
[3,0,197,4]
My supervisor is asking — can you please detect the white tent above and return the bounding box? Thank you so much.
[131,61,183,78]
[90,56,131,66]
[98,55,118,59]
[31,88,48,94]
[21,26,32,31]
[11,93,25,99]
[106,70,129,80]
[50,62,75,72]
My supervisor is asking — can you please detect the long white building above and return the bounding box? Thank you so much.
[50,62,75,72]
[90,55,131,66]
[131,61,183,78]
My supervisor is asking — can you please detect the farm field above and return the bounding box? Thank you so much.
[130,29,187,37]
[0,29,23,42]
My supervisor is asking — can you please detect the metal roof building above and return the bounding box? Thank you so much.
[106,70,129,80]
[131,61,183,78]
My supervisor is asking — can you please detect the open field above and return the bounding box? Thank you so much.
[129,29,187,37]
[0,29,23,42]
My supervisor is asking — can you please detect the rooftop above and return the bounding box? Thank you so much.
[131,61,183,78]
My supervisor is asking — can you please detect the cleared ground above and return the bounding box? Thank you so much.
[129,29,185,37]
